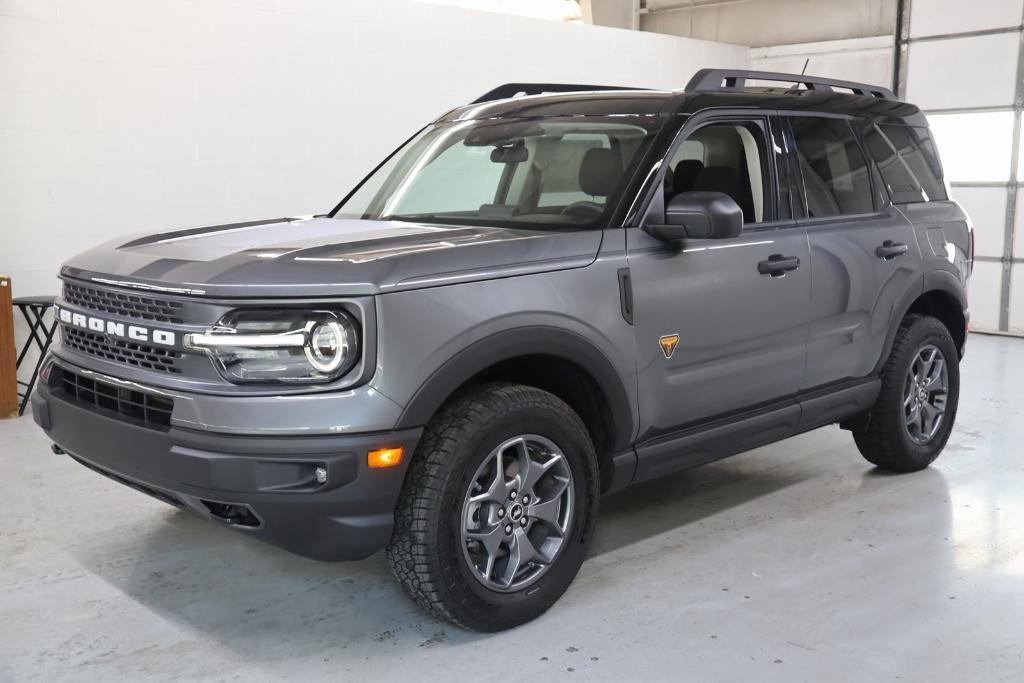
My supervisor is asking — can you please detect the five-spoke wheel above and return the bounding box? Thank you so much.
[903,344,949,445]
[852,314,960,472]
[387,383,599,631]
[461,435,574,592]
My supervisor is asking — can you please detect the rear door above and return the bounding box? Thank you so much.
[784,114,924,388]
[626,111,811,448]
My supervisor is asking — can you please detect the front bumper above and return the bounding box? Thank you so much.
[32,368,421,562]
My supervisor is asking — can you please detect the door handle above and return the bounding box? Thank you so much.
[757,254,801,277]
[876,240,908,260]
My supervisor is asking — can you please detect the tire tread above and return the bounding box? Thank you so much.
[386,382,596,631]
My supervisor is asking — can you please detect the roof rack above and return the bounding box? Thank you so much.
[684,68,896,100]
[471,82,646,104]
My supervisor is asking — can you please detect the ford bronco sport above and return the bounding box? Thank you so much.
[33,69,972,631]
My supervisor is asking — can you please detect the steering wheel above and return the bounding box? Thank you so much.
[560,201,605,219]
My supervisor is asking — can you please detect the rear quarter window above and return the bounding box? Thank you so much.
[863,124,927,203]
[878,124,948,202]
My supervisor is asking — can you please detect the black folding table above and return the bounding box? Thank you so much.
[13,295,58,416]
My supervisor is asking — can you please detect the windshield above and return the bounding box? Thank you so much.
[331,116,665,229]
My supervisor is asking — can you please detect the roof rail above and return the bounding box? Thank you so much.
[684,68,896,100]
[471,83,646,104]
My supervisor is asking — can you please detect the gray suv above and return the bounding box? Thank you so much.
[33,69,972,631]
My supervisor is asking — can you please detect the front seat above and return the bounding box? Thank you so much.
[693,165,754,222]
[673,159,705,194]
[563,147,624,219]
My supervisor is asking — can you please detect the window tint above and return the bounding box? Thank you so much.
[879,124,948,201]
[863,124,925,203]
[665,121,772,224]
[790,117,875,217]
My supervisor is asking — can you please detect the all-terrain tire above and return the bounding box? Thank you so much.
[386,382,600,631]
[852,314,960,472]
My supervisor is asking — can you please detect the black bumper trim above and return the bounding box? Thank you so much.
[33,382,421,561]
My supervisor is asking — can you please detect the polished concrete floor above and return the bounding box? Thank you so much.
[2,333,1023,681]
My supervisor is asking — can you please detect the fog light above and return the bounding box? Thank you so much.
[368,447,404,469]
[314,466,328,484]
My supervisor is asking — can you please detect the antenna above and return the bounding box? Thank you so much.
[800,58,810,76]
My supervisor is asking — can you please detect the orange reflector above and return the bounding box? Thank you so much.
[368,447,404,469]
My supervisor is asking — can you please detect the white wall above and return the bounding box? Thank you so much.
[751,36,894,92]
[0,0,749,300]
[641,0,895,48]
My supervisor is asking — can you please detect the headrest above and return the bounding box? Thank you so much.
[579,148,622,197]
[693,166,739,195]
[673,159,705,193]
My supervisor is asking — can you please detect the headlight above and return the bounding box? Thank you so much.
[185,310,360,384]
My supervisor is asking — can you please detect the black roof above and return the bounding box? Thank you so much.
[441,70,925,126]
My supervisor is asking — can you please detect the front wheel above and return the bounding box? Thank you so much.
[852,314,960,472]
[386,382,599,631]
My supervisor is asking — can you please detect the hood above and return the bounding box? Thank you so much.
[60,216,603,298]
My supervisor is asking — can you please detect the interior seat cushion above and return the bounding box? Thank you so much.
[693,165,739,197]
[579,147,623,197]
[673,159,705,194]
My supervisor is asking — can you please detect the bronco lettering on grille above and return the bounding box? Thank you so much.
[55,305,176,347]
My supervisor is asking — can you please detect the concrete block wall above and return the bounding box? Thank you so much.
[0,0,748,300]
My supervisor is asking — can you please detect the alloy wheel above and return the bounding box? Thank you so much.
[903,344,949,445]
[460,434,574,593]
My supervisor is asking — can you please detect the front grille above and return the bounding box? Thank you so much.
[64,283,184,324]
[56,368,174,430]
[63,327,182,374]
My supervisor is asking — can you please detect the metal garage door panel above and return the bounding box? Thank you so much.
[907,34,1019,110]
[1013,193,1024,259]
[1010,264,1024,333]
[952,186,1008,258]
[968,261,1003,331]
[910,0,1022,38]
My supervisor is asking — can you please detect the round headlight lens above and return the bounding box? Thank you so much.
[305,320,350,373]
[186,309,360,384]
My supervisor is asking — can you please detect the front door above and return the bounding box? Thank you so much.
[627,113,811,448]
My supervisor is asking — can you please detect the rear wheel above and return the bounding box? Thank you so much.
[386,382,599,631]
[852,314,960,472]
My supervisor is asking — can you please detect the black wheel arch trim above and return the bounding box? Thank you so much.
[873,271,968,375]
[394,326,636,453]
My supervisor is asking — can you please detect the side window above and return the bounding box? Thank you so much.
[863,124,926,203]
[790,116,875,218]
[665,120,772,224]
[879,124,948,201]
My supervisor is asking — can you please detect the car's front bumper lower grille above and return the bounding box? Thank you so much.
[55,367,174,430]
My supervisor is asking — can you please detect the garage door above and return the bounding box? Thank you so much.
[895,0,1024,333]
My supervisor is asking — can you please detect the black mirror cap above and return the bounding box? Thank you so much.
[644,191,743,241]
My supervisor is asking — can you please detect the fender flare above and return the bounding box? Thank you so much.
[872,271,968,374]
[921,269,968,313]
[394,326,636,452]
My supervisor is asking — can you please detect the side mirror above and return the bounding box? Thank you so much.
[644,191,743,241]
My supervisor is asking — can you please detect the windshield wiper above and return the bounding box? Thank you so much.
[383,214,436,223]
